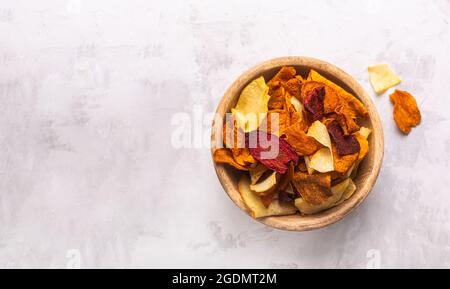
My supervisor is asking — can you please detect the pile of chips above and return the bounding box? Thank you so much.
[214,67,372,218]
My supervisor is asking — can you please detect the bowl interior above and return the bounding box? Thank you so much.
[212,57,384,231]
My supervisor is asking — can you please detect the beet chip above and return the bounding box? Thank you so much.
[327,121,360,156]
[304,86,325,121]
[246,131,298,174]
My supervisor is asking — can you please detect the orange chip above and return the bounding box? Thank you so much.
[354,133,369,161]
[268,66,297,86]
[284,77,303,100]
[308,70,368,117]
[291,172,331,205]
[331,144,358,174]
[285,121,323,156]
[231,148,256,166]
[268,83,286,110]
[213,148,249,171]
[335,104,360,135]
[260,109,289,136]
[301,81,340,114]
[390,90,421,134]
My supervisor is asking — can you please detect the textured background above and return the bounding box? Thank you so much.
[0,0,449,268]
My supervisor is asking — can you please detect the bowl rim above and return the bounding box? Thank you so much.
[211,56,384,231]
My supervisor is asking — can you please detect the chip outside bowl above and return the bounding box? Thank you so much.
[211,56,384,231]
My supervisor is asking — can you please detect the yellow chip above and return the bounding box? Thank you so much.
[238,175,297,218]
[304,121,334,173]
[368,64,401,94]
[232,76,270,132]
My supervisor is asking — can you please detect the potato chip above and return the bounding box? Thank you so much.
[213,148,249,171]
[232,76,270,132]
[291,172,331,206]
[304,120,334,173]
[308,70,368,117]
[368,64,401,94]
[285,121,322,156]
[239,175,297,218]
[389,89,421,134]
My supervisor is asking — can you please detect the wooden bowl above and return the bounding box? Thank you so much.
[211,56,384,231]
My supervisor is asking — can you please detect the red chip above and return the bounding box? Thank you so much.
[327,121,360,156]
[304,86,325,121]
[246,131,298,174]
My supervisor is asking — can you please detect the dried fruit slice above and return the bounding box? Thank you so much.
[232,76,270,132]
[389,90,421,134]
[368,64,401,94]
[246,131,298,174]
[238,175,297,218]
[327,121,360,156]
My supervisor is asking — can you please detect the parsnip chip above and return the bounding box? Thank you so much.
[389,89,421,134]
[249,163,268,185]
[239,175,297,218]
[232,76,270,132]
[306,120,331,147]
[250,171,277,194]
[305,120,334,173]
[368,64,401,94]
[336,178,356,205]
[289,95,304,114]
